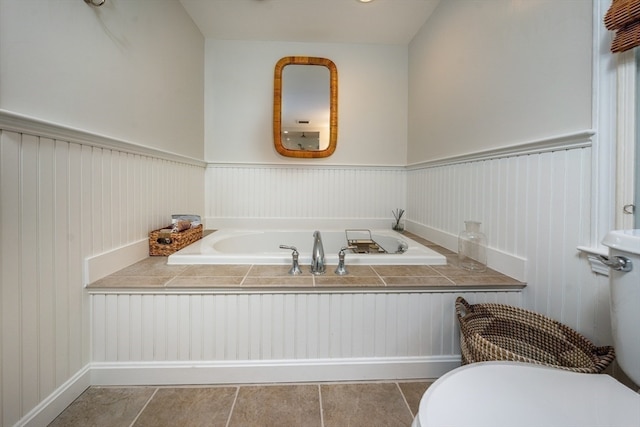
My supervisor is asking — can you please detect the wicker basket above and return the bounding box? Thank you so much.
[149,224,203,256]
[455,297,615,374]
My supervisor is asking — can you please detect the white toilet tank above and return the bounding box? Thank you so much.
[602,229,640,386]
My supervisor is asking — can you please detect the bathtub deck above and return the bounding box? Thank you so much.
[85,232,525,386]
[88,232,525,291]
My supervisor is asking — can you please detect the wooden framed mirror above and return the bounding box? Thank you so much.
[273,56,338,158]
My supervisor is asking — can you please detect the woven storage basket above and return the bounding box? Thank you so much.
[149,224,203,256]
[455,297,615,374]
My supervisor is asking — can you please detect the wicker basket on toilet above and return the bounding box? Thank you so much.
[455,297,615,374]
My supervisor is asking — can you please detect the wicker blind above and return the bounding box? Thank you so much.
[605,0,640,52]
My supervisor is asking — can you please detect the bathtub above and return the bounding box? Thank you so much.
[167,229,447,265]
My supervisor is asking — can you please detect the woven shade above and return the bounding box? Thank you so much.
[605,0,640,52]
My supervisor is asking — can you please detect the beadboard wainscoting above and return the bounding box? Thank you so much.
[205,164,407,229]
[406,142,613,347]
[202,134,612,350]
[88,290,523,385]
[0,113,205,427]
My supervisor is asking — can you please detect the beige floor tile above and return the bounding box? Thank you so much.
[321,383,414,427]
[134,387,237,427]
[228,385,321,427]
[398,381,433,416]
[49,387,155,427]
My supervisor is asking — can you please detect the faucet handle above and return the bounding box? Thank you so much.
[279,244,298,253]
[280,245,302,275]
[335,246,356,276]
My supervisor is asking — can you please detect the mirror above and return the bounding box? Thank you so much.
[273,56,338,158]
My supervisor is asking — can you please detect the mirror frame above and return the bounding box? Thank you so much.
[273,56,338,158]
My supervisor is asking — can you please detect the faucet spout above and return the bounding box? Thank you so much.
[311,230,326,275]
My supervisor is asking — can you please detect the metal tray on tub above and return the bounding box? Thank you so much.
[345,229,387,254]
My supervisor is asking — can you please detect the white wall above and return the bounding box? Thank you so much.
[0,1,206,424]
[0,0,205,159]
[408,0,593,162]
[205,40,407,165]
[405,0,614,345]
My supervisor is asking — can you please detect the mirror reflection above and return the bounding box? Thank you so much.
[273,57,337,158]
[282,131,321,151]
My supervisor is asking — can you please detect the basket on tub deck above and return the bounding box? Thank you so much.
[149,224,203,256]
[455,297,615,374]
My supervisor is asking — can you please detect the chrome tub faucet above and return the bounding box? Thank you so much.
[311,230,326,275]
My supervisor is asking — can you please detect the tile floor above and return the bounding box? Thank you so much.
[49,380,432,427]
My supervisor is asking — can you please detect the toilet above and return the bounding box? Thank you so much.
[412,229,640,427]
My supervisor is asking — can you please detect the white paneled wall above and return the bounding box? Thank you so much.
[89,290,522,383]
[203,143,612,346]
[205,164,406,228]
[0,120,205,426]
[407,146,612,345]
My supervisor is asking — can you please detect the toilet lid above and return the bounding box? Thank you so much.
[418,362,640,427]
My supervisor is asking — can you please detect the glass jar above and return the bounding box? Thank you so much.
[458,221,487,272]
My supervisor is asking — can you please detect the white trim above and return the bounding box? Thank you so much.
[205,130,594,172]
[90,357,460,386]
[16,365,92,427]
[405,130,594,170]
[615,50,637,229]
[592,0,618,249]
[407,221,526,282]
[84,239,149,285]
[86,287,525,296]
[0,109,207,167]
[207,162,406,171]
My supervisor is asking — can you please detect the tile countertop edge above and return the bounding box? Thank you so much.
[85,283,526,295]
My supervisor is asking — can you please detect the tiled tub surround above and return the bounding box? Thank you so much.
[89,232,524,291]
[89,259,522,290]
[87,232,524,386]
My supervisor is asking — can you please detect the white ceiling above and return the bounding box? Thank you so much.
[179,0,440,45]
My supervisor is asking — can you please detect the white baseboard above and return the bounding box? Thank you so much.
[18,364,91,427]
[90,356,461,386]
[407,221,526,282]
[83,238,149,285]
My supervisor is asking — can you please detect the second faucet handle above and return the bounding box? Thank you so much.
[335,246,355,276]
[280,245,302,275]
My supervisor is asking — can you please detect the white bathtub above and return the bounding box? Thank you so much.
[167,229,447,265]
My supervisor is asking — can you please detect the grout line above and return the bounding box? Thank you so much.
[163,276,177,287]
[224,386,240,427]
[128,387,159,427]
[370,266,387,286]
[318,384,325,427]
[240,266,252,285]
[395,382,416,419]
